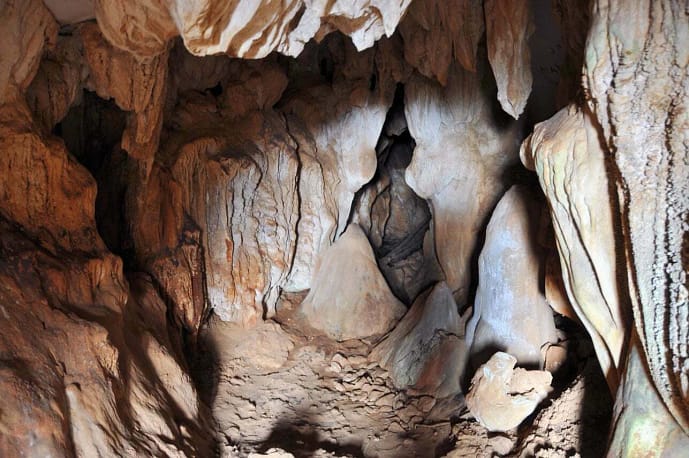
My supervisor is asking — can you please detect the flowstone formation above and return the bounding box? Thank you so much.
[0,0,687,456]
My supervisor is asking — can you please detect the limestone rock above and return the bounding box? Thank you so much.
[156,111,299,326]
[88,0,412,59]
[0,0,57,104]
[0,146,210,456]
[26,33,84,132]
[282,37,397,292]
[583,0,689,436]
[466,185,558,368]
[298,224,406,341]
[485,0,534,119]
[399,0,484,83]
[0,104,102,253]
[80,23,168,169]
[404,61,521,306]
[352,112,441,304]
[466,352,552,432]
[126,38,397,326]
[370,282,468,397]
[520,105,627,390]
[608,331,689,455]
[0,20,210,449]
[544,251,578,322]
[0,238,211,456]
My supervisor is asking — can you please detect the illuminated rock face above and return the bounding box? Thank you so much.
[298,224,407,341]
[1,0,688,455]
[466,185,558,369]
[43,0,413,59]
[521,105,629,392]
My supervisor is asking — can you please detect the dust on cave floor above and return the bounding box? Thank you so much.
[190,297,613,458]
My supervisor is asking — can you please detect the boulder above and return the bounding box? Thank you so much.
[466,352,552,432]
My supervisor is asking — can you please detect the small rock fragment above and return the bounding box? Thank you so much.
[466,352,552,432]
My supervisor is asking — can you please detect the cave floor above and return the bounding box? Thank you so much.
[192,306,612,458]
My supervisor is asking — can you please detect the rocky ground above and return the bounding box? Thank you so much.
[192,308,612,458]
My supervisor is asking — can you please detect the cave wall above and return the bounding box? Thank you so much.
[0,0,687,455]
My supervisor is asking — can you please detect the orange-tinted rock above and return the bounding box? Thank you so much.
[89,0,412,59]
[485,0,534,118]
[0,195,210,456]
[0,0,57,104]
[80,23,168,170]
[466,352,552,432]
[399,0,484,83]
[0,104,101,253]
[26,33,84,132]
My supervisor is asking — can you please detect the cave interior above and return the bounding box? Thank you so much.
[1,0,688,457]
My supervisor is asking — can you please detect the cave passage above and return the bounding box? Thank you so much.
[8,0,685,456]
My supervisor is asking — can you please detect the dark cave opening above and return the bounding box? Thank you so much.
[53,90,127,176]
[52,90,134,263]
[352,84,437,306]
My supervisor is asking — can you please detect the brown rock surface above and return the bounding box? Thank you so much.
[466,352,552,433]
[25,32,84,132]
[398,0,484,83]
[0,225,212,455]
[0,0,57,104]
[203,315,458,457]
[583,0,689,437]
[370,282,468,397]
[86,0,412,59]
[351,99,441,304]
[404,61,521,306]
[2,0,688,455]
[298,224,406,341]
[80,22,168,170]
[0,106,211,457]
[0,14,211,454]
[485,0,534,118]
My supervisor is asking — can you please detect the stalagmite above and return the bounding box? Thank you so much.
[465,185,558,368]
[371,282,468,397]
[298,224,406,341]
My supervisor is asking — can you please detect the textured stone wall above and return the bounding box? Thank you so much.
[1,0,687,455]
